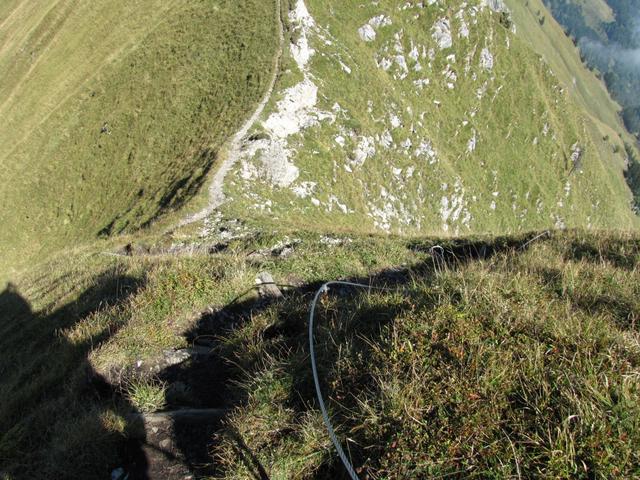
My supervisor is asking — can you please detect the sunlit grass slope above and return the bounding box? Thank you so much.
[506,0,624,142]
[222,0,638,238]
[216,230,640,478]
[0,0,278,274]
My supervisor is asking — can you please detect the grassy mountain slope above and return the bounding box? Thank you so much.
[215,230,640,478]
[215,0,637,238]
[541,0,640,137]
[1,228,638,478]
[506,0,623,140]
[0,0,279,274]
[2,0,640,478]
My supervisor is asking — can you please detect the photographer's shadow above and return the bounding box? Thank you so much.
[0,273,145,479]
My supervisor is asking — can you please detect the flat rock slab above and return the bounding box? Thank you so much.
[126,409,229,439]
[121,410,223,480]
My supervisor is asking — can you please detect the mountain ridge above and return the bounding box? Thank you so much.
[1,1,640,477]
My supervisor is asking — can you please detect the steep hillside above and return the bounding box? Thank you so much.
[1,0,637,279]
[1,2,640,477]
[506,0,624,138]
[542,0,640,136]
[0,0,279,274]
[204,0,639,237]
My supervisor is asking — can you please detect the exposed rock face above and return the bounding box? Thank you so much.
[353,136,376,167]
[239,0,334,189]
[570,143,583,172]
[225,0,628,235]
[480,48,494,71]
[255,271,284,299]
[432,18,452,49]
[359,14,392,42]
[358,24,376,42]
[369,15,392,29]
[481,0,508,13]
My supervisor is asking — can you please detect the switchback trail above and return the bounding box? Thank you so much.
[180,0,284,227]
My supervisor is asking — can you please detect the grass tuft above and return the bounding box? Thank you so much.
[124,377,168,414]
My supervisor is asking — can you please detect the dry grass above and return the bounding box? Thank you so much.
[1,226,639,478]
[213,230,640,478]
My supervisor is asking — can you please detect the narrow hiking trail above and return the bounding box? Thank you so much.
[180,0,284,227]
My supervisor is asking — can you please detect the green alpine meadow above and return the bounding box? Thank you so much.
[1,0,639,478]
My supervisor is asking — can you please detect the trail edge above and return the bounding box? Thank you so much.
[179,0,285,227]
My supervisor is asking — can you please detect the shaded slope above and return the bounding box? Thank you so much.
[3,227,638,477]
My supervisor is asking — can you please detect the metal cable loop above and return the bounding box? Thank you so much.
[308,281,394,480]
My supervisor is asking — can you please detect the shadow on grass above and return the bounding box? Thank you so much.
[562,237,640,270]
[225,427,271,480]
[164,231,553,479]
[530,262,639,332]
[0,271,145,480]
[98,148,218,238]
[0,230,554,479]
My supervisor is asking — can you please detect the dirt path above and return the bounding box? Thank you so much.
[180,0,284,227]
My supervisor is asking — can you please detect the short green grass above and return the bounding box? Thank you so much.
[507,0,627,143]
[1,1,640,478]
[125,377,167,414]
[0,227,419,478]
[0,0,279,275]
[1,0,637,278]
